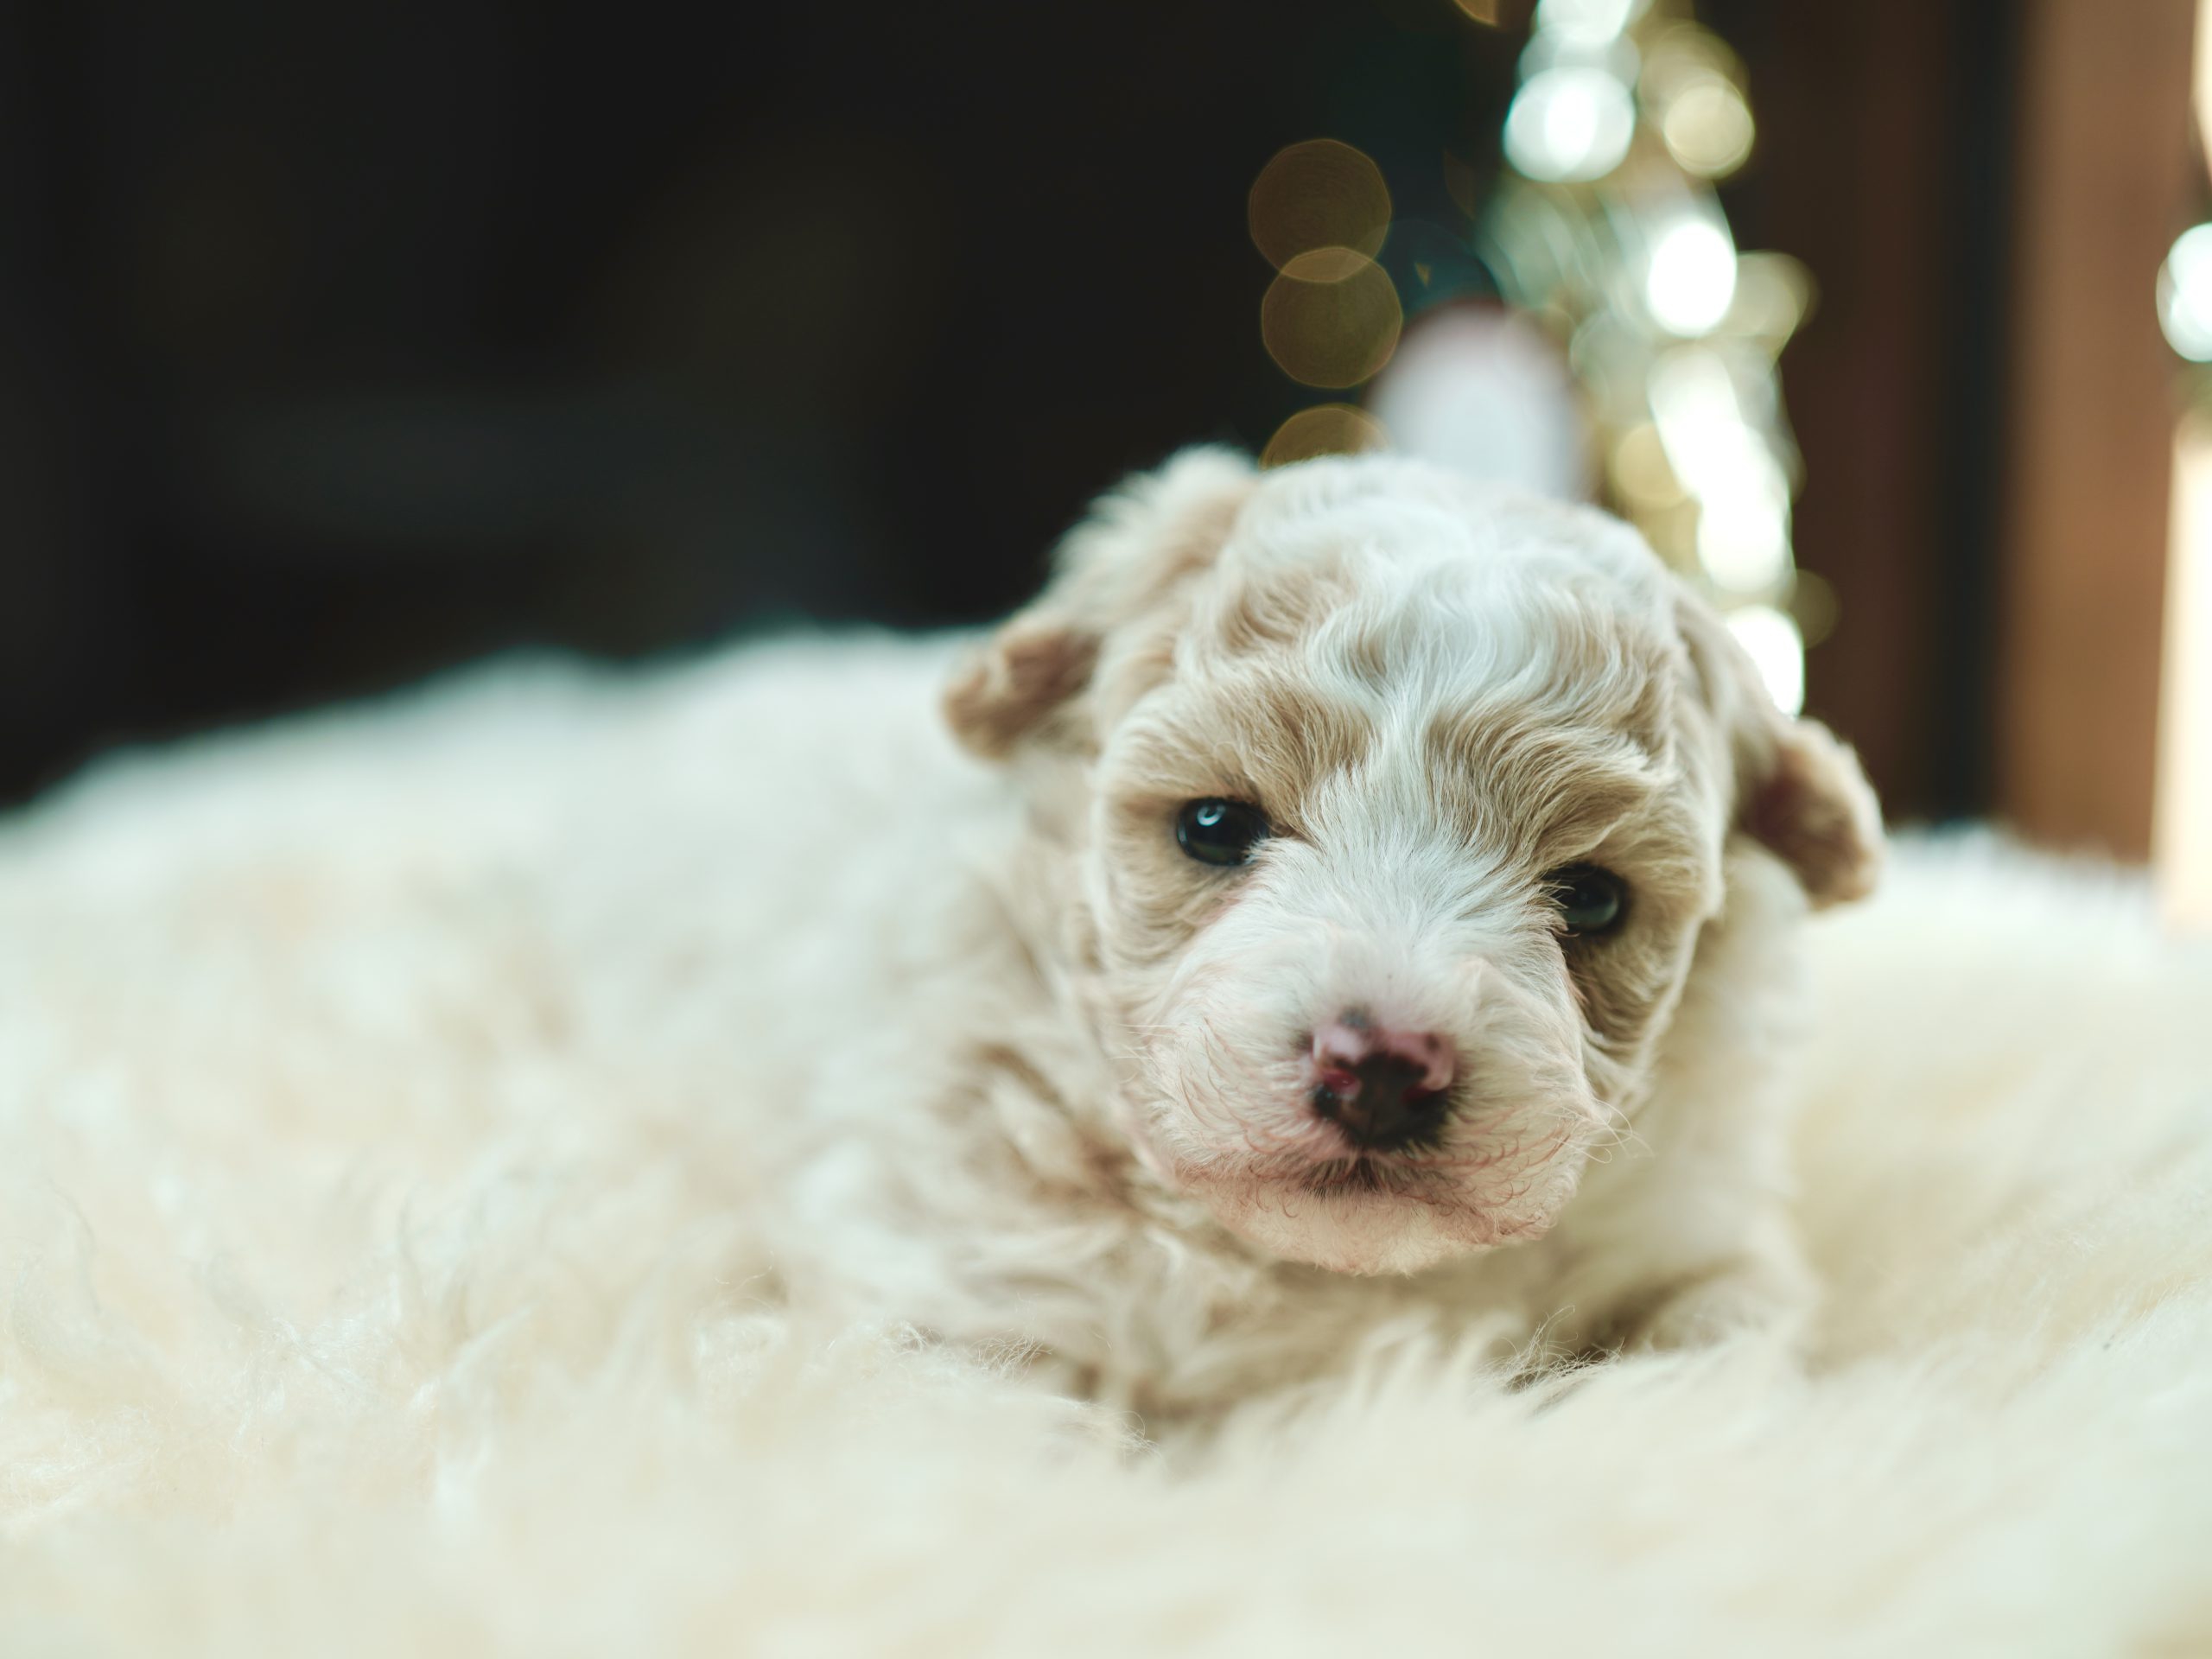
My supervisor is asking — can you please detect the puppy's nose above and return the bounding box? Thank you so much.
[1310,1019,1458,1149]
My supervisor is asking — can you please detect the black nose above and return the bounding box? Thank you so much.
[1313,1054,1452,1150]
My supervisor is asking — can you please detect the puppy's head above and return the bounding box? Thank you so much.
[947,449,1880,1274]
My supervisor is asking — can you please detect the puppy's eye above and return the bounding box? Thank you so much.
[1546,864,1627,938]
[1175,798,1270,868]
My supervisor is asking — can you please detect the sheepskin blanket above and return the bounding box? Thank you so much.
[3,655,2209,1657]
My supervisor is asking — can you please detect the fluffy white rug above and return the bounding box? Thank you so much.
[3,652,2209,1656]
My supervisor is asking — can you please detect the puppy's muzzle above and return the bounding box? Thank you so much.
[1309,1017,1458,1151]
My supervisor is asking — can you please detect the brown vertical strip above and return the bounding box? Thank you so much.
[1997,0,2196,857]
[1739,0,1956,823]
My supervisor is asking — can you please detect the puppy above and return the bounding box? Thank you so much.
[720,448,1879,1414]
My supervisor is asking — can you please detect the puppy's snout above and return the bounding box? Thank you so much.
[1310,1018,1458,1149]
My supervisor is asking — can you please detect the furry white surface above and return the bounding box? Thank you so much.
[3,657,2210,1656]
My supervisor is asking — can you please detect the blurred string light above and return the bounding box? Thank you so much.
[1246,1,1815,715]
[1505,66,1637,183]
[1643,216,1738,334]
[1478,0,1815,713]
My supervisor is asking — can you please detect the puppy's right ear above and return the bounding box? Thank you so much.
[944,448,1255,760]
[1675,591,1884,909]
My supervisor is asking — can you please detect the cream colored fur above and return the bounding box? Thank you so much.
[3,460,2209,1651]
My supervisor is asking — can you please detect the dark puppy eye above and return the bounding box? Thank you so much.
[1175,798,1270,868]
[1546,864,1628,938]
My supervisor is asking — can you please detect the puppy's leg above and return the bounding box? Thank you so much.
[1540,1108,1815,1357]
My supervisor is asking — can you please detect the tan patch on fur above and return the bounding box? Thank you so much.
[1674,588,1884,908]
[944,448,1259,759]
[1745,724,1884,908]
[1423,704,1664,868]
[944,625,1099,760]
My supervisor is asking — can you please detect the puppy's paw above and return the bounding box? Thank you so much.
[1618,1254,1815,1354]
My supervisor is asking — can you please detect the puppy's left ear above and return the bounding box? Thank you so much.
[944,448,1257,760]
[1678,593,1884,908]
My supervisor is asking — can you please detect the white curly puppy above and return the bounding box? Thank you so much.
[709,448,1879,1413]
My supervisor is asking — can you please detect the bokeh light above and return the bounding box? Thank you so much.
[1790,569,1840,648]
[1281,246,1372,283]
[1249,140,1392,273]
[1535,0,1647,50]
[2159,223,2212,361]
[1260,404,1391,469]
[1610,421,1683,509]
[1660,79,1755,177]
[1479,0,1805,718]
[1641,24,1755,179]
[1644,217,1739,335]
[1726,604,1807,716]
[1726,252,1815,348]
[1261,254,1403,389]
[1649,346,1791,592]
[1504,67,1637,183]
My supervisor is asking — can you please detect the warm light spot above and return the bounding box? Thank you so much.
[1504,67,1637,184]
[1644,216,1738,336]
[1726,604,1805,717]
[1261,255,1403,389]
[1260,404,1391,469]
[1727,251,1815,346]
[1452,0,1501,20]
[1789,569,1840,648]
[1660,79,1755,177]
[1640,24,1754,180]
[1281,245,1372,283]
[1249,140,1392,273]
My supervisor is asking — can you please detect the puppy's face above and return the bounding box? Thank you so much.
[949,451,1878,1275]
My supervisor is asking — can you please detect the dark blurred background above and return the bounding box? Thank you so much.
[0,1,2199,876]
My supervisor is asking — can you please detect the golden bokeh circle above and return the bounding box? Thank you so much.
[1260,255,1403,390]
[1279,245,1371,283]
[1260,404,1390,469]
[1248,140,1391,273]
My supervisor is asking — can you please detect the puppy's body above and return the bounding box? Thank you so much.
[589,451,1876,1413]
